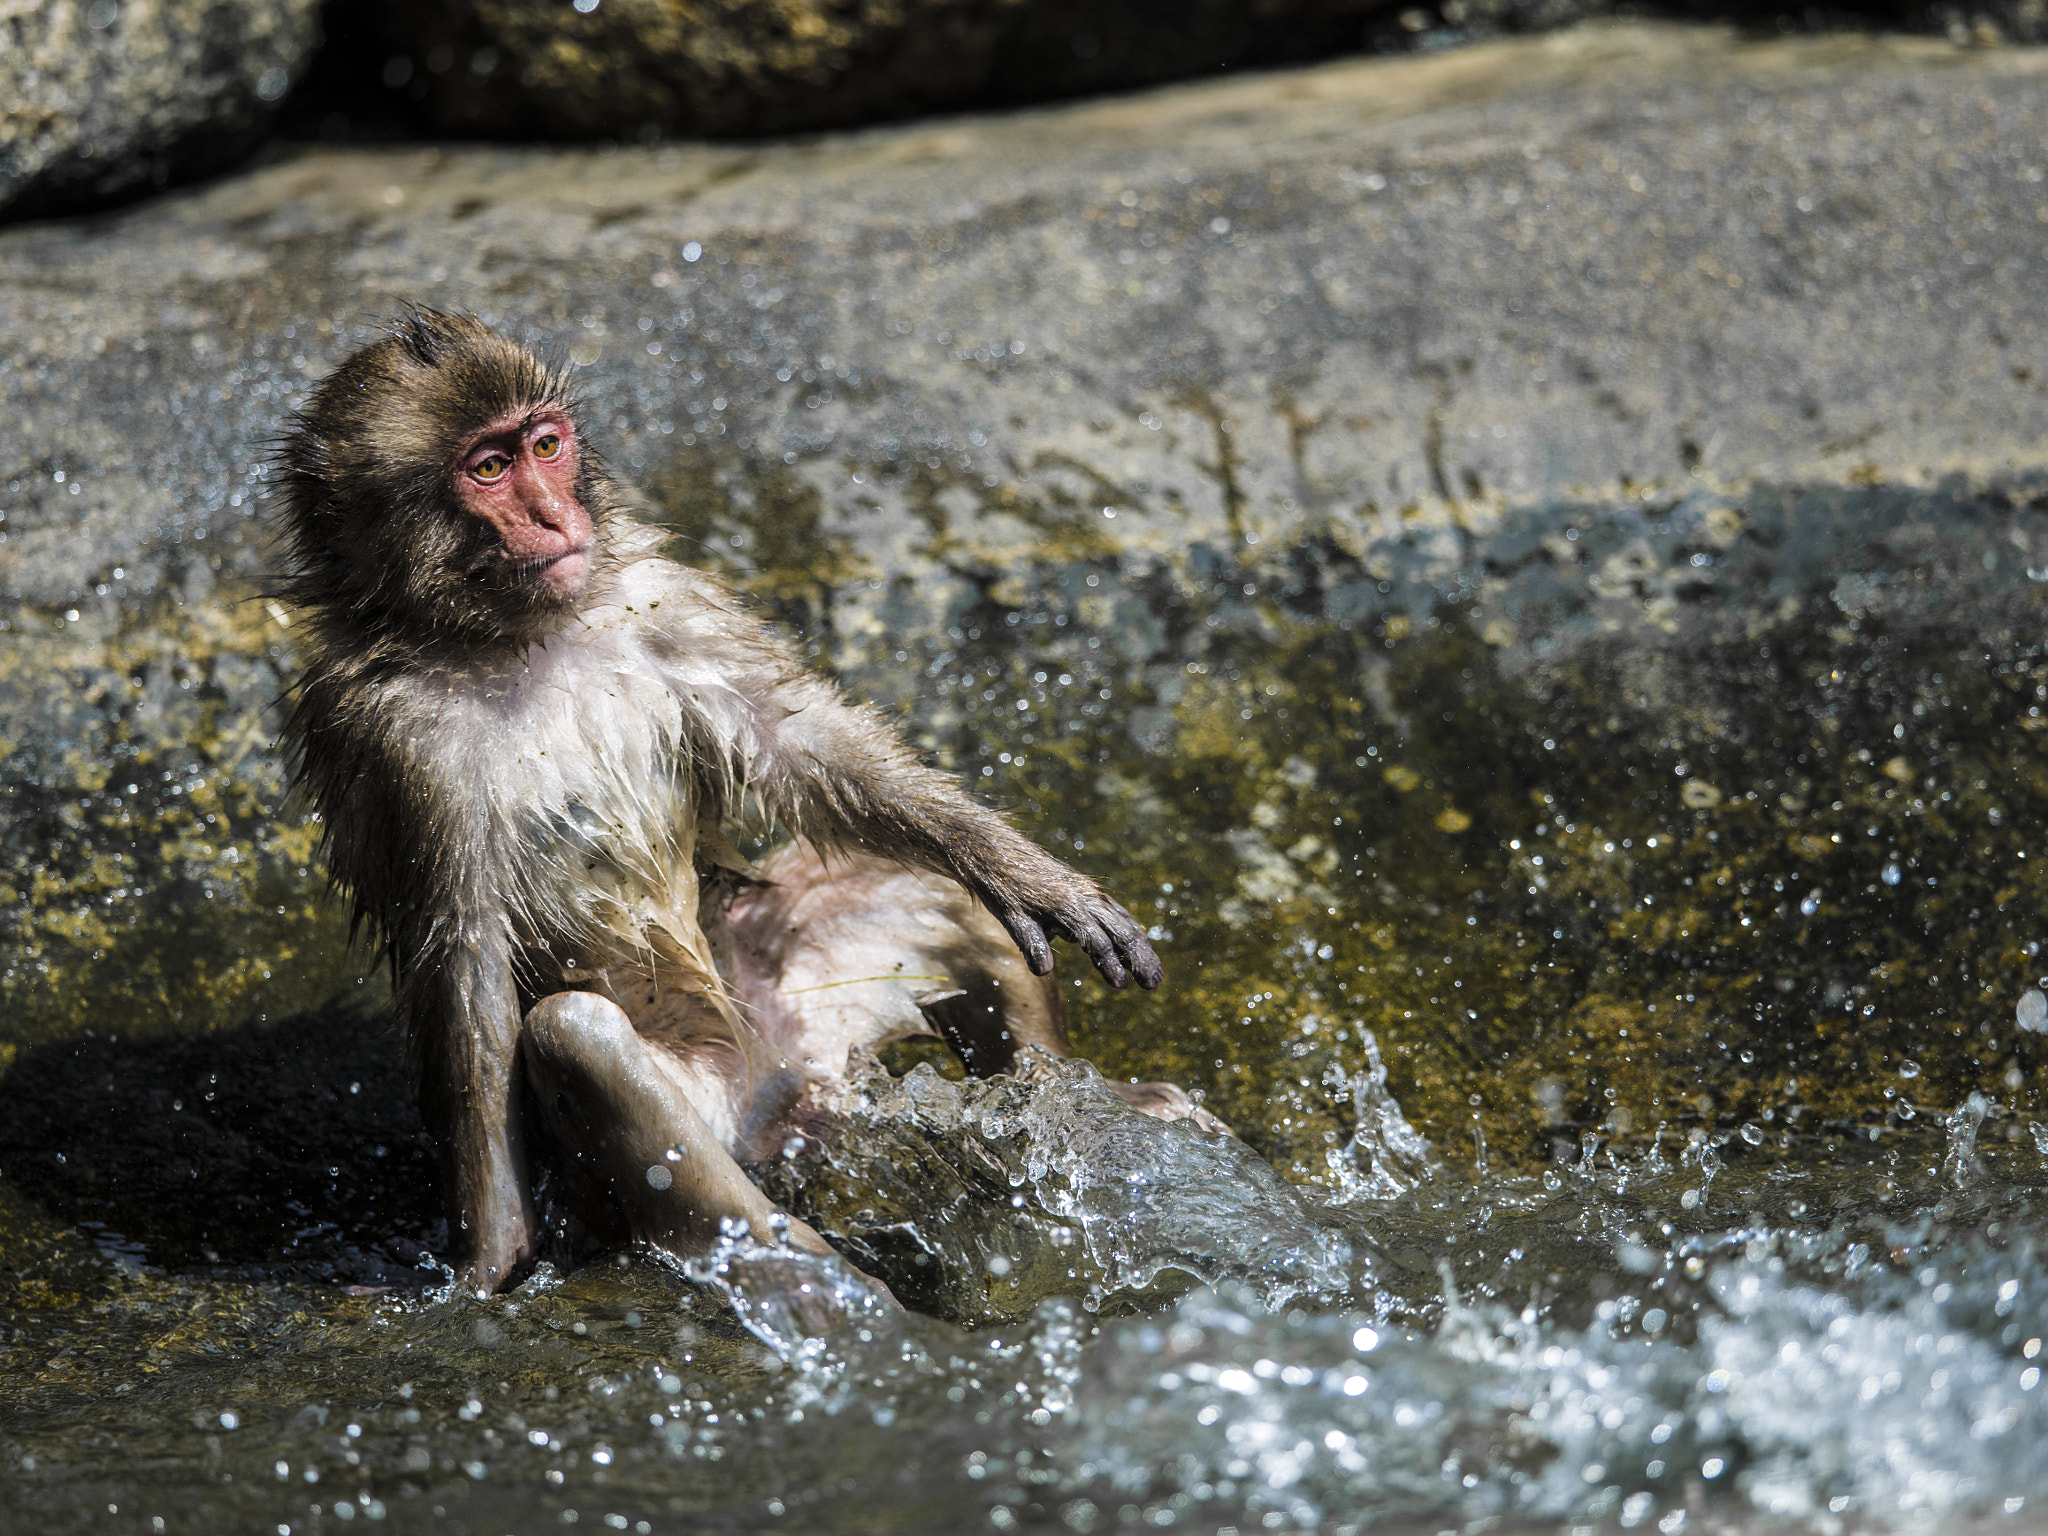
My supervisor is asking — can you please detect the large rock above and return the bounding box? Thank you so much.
[1,25,2041,607]
[0,0,322,220]
[360,0,2048,142]
[2,23,2047,1148]
[378,0,1396,139]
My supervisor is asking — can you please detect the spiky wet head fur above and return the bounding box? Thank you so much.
[275,308,610,649]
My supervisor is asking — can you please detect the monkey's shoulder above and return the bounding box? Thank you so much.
[588,555,772,653]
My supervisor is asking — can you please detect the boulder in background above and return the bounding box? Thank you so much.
[373,0,1403,139]
[1,0,322,220]
[345,0,2048,143]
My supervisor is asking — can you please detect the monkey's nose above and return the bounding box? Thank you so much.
[526,483,579,533]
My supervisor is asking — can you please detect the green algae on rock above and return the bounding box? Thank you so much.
[0,583,380,1057]
[680,472,2048,1187]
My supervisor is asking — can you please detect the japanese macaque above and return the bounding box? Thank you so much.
[274,308,1220,1297]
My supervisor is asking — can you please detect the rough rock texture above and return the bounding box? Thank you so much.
[0,0,322,220]
[2,25,2042,607]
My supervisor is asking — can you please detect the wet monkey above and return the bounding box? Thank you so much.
[275,309,1219,1296]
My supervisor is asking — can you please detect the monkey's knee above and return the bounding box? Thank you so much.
[1107,1079,1231,1136]
[520,991,630,1114]
[524,991,636,1074]
[520,991,653,1145]
[518,991,813,1257]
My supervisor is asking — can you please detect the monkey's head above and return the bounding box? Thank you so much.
[276,308,607,646]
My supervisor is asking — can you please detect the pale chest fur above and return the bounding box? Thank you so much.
[399,588,718,977]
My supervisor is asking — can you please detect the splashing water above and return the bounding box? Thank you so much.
[679,1214,905,1372]
[756,1051,1357,1319]
[1324,1030,1442,1201]
[1944,1093,1992,1191]
[1045,1230,2048,1534]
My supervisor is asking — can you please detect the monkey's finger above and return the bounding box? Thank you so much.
[1062,911,1131,990]
[1124,933,1165,991]
[999,908,1058,975]
[1099,902,1165,991]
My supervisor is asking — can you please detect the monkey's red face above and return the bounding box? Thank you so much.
[453,413,594,601]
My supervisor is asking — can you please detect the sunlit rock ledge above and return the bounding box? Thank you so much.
[3,23,2043,610]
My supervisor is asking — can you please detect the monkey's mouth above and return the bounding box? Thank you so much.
[484,543,593,605]
[523,544,593,588]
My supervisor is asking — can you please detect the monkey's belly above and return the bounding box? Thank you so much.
[721,842,1060,1076]
[560,840,1065,1163]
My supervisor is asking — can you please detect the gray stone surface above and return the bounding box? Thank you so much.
[1,23,2042,618]
[1,0,321,219]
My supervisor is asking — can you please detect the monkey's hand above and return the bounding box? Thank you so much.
[984,883,1164,991]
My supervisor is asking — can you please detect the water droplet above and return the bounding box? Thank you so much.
[2018,990,2048,1034]
[645,1164,673,1190]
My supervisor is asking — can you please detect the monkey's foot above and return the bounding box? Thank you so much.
[446,1219,541,1297]
[1107,1079,1231,1136]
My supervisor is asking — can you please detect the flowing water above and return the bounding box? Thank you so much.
[8,473,2048,1533]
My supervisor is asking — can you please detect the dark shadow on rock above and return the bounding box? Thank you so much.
[0,1003,444,1288]
[270,0,2046,152]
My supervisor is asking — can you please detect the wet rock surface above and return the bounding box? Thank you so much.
[0,0,321,220]
[4,23,2045,1051]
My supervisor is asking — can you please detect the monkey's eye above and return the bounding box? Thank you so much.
[470,453,511,483]
[532,433,562,460]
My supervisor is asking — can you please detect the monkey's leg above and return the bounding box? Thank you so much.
[734,843,1229,1131]
[520,991,837,1260]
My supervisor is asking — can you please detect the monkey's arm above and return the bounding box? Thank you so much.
[298,691,538,1293]
[399,927,539,1293]
[719,667,1163,991]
